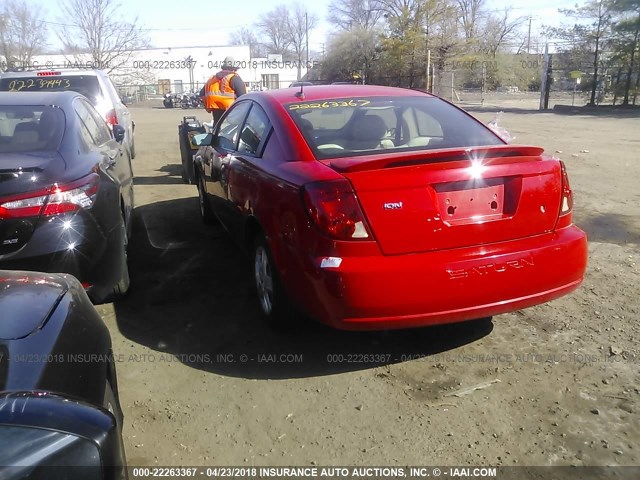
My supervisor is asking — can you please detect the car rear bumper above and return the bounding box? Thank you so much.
[0,212,120,295]
[301,225,588,330]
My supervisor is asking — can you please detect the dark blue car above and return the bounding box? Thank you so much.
[0,91,134,302]
[0,270,127,479]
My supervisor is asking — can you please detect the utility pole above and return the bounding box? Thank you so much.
[539,43,551,110]
[481,63,486,105]
[527,17,532,54]
[426,49,431,92]
[305,12,309,68]
[424,12,430,92]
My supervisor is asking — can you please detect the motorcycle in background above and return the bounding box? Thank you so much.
[163,92,175,108]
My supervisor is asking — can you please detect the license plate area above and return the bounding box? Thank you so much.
[435,178,507,224]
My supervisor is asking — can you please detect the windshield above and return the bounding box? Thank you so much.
[285,96,504,159]
[0,105,65,153]
[0,75,102,104]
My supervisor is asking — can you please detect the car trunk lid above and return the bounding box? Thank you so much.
[328,146,562,255]
[0,152,66,254]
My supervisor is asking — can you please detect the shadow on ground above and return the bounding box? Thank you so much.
[462,104,640,118]
[113,197,493,380]
[133,164,185,186]
[574,211,640,246]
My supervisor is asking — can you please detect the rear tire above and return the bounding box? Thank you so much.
[129,136,136,159]
[197,177,216,225]
[113,215,130,296]
[252,233,294,329]
[179,132,192,184]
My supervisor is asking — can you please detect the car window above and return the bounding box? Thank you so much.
[216,102,251,151]
[0,75,102,104]
[414,109,443,137]
[286,96,503,159]
[364,107,396,130]
[84,100,114,141]
[74,99,111,146]
[237,104,271,156]
[0,105,65,153]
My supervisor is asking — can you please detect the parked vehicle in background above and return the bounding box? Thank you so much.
[163,92,175,108]
[0,91,134,303]
[178,115,206,184]
[193,85,588,330]
[0,270,127,479]
[289,81,314,88]
[0,66,136,159]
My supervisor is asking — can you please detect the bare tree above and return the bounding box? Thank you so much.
[56,0,148,74]
[321,27,381,82]
[376,0,430,36]
[229,27,266,58]
[257,5,293,56]
[609,0,640,104]
[456,0,485,40]
[0,0,48,70]
[328,0,383,31]
[550,0,614,105]
[481,8,527,57]
[286,3,318,79]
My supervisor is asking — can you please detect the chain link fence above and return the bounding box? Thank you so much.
[117,58,625,112]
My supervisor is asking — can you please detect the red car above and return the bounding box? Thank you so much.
[193,85,587,330]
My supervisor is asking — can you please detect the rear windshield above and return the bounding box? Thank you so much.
[0,75,101,103]
[285,96,504,159]
[0,105,65,153]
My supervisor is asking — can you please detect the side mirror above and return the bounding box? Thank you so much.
[0,392,126,479]
[112,124,126,144]
[193,133,212,147]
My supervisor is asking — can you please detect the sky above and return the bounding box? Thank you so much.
[34,0,581,54]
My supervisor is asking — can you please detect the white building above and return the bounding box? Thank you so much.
[25,45,314,96]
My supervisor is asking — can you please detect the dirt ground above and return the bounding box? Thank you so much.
[94,98,639,469]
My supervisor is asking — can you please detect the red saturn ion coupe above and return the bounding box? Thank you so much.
[193,85,587,330]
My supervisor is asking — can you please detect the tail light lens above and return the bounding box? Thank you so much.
[302,179,371,240]
[555,161,573,229]
[0,174,99,219]
[105,109,118,128]
[560,161,573,215]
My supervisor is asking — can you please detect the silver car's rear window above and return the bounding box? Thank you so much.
[0,76,101,103]
[0,105,65,153]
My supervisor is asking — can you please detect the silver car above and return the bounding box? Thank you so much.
[0,66,136,158]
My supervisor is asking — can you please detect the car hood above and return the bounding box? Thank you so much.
[0,271,69,340]
[0,271,111,406]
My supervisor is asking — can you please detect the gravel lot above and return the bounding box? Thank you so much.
[95,98,639,469]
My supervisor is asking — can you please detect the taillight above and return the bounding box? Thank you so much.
[0,174,99,219]
[554,161,574,229]
[302,179,371,240]
[105,109,118,128]
[560,161,573,215]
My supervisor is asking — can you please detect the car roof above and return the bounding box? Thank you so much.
[0,90,82,108]
[258,85,434,104]
[0,68,108,78]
